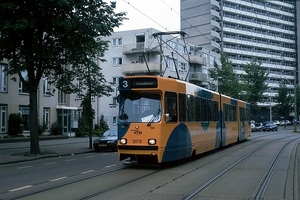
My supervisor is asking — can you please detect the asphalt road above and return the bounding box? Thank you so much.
[0,126,299,199]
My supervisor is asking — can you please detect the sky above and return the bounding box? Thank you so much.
[112,0,180,32]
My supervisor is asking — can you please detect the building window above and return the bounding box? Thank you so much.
[0,64,7,92]
[58,90,66,104]
[113,97,117,105]
[166,57,176,71]
[179,62,187,72]
[0,106,6,133]
[43,76,53,96]
[113,57,122,66]
[75,79,82,100]
[113,116,117,124]
[19,107,30,131]
[43,108,50,131]
[19,71,29,94]
[113,38,122,46]
[136,34,145,49]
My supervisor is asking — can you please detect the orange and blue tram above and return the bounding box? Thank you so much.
[117,76,251,164]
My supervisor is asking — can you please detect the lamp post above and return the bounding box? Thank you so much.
[269,96,272,122]
[216,77,222,93]
[294,69,297,132]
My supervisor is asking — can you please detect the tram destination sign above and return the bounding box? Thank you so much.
[120,78,158,89]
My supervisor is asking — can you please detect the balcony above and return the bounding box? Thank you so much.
[122,62,161,75]
[187,55,206,65]
[122,43,160,54]
[189,72,208,82]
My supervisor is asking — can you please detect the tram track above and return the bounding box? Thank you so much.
[183,134,300,200]
[4,132,299,200]
[7,165,162,200]
[6,165,128,200]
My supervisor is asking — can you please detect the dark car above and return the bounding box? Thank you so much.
[93,129,118,152]
[262,123,278,132]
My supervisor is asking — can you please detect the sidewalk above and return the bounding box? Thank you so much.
[0,137,96,165]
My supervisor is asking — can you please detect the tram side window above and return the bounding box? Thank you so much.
[224,104,237,121]
[240,107,250,121]
[187,95,195,122]
[202,98,210,122]
[211,100,218,121]
[240,107,245,121]
[196,97,202,122]
[232,105,237,121]
[179,93,186,122]
[224,104,229,121]
[165,92,177,122]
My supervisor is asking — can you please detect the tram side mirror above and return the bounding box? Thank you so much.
[116,95,120,103]
[119,113,128,120]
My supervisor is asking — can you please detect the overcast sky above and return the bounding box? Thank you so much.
[112,0,180,32]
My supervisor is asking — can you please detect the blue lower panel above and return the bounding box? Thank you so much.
[162,124,192,162]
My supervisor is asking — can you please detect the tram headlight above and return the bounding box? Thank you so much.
[148,138,156,145]
[120,138,127,144]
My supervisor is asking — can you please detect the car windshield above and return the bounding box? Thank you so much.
[103,130,117,137]
[119,93,161,123]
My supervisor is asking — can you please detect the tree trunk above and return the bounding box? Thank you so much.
[29,89,40,155]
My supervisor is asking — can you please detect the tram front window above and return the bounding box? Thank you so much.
[119,93,161,123]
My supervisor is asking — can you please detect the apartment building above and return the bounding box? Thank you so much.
[181,0,299,122]
[0,60,98,136]
[98,28,208,129]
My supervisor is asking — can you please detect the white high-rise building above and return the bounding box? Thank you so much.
[181,0,300,121]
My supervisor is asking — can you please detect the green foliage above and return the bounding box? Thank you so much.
[93,115,109,136]
[38,121,48,135]
[208,53,241,98]
[0,0,126,154]
[50,122,63,135]
[273,82,293,119]
[76,96,95,137]
[8,113,24,136]
[76,116,89,137]
[240,59,268,118]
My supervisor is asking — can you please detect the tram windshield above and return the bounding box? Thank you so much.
[119,93,161,123]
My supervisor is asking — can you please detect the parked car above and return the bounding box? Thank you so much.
[273,120,280,126]
[262,123,278,132]
[251,123,256,132]
[254,123,263,132]
[93,129,118,152]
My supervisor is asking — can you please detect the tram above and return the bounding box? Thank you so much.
[117,75,251,164]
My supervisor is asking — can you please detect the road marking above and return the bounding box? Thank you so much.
[81,170,95,174]
[18,166,32,169]
[49,177,67,182]
[105,164,116,168]
[66,159,76,162]
[85,156,94,158]
[44,162,57,165]
[9,185,33,192]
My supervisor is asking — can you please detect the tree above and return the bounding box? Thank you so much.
[240,59,268,119]
[273,82,293,123]
[209,52,241,98]
[0,0,126,155]
[76,58,113,148]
